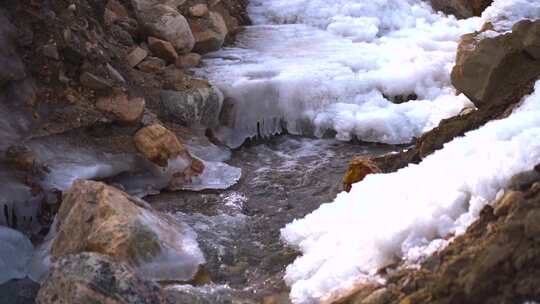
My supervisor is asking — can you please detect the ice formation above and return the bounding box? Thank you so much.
[281,81,540,303]
[0,226,34,284]
[198,0,482,147]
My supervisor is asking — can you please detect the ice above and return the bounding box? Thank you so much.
[0,226,34,284]
[177,161,242,192]
[198,0,482,147]
[280,81,540,304]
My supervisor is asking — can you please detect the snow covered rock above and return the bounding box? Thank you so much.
[50,180,205,282]
[36,252,169,304]
[0,227,34,284]
[430,0,493,19]
[452,20,540,109]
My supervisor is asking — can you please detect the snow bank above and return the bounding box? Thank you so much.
[281,81,540,304]
[483,0,540,31]
[199,0,482,147]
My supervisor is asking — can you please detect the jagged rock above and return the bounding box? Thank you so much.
[343,157,382,192]
[50,180,205,282]
[160,85,223,128]
[79,72,113,92]
[189,4,209,17]
[134,123,192,167]
[127,46,148,67]
[452,20,540,109]
[430,0,492,19]
[175,52,201,68]
[191,11,228,54]
[132,1,195,53]
[36,252,169,304]
[96,89,146,123]
[148,36,178,62]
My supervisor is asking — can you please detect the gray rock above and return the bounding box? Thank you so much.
[0,10,26,86]
[160,86,223,128]
[36,252,168,304]
[80,72,113,92]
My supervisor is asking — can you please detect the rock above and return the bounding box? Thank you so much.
[50,180,205,282]
[343,157,382,192]
[104,0,129,25]
[132,1,195,53]
[430,0,493,18]
[134,123,192,167]
[0,279,40,304]
[160,85,223,128]
[191,11,228,54]
[0,10,26,85]
[79,72,113,92]
[127,46,148,67]
[36,252,169,304]
[137,56,167,73]
[189,4,209,17]
[359,288,392,304]
[42,44,60,60]
[175,52,201,68]
[452,20,540,109]
[96,89,146,123]
[148,36,178,62]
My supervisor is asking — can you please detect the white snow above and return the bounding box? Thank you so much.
[281,82,540,304]
[482,0,540,31]
[0,226,34,284]
[198,0,482,147]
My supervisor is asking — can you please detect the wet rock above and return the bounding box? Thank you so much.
[0,227,34,285]
[79,72,113,92]
[96,89,146,123]
[0,10,26,85]
[134,123,192,167]
[132,1,195,53]
[160,85,223,128]
[148,36,178,62]
[5,145,40,172]
[191,11,228,54]
[452,20,540,109]
[137,56,167,73]
[190,4,209,17]
[430,0,492,18]
[36,252,169,304]
[175,52,201,68]
[343,157,382,192]
[127,46,148,67]
[50,180,205,282]
[0,278,40,304]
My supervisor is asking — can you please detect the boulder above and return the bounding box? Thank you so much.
[430,0,493,19]
[175,52,201,68]
[189,4,209,17]
[36,252,169,304]
[50,180,205,282]
[452,20,540,109]
[148,36,178,62]
[132,1,195,53]
[96,89,146,123]
[343,157,382,192]
[190,11,228,54]
[134,123,192,167]
[160,85,223,128]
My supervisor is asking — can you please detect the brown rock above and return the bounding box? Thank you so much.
[127,46,148,67]
[50,180,204,281]
[104,0,129,25]
[42,44,60,60]
[96,89,146,123]
[5,145,39,172]
[175,52,201,68]
[36,252,169,304]
[343,157,382,192]
[189,4,209,17]
[191,11,228,54]
[134,124,191,167]
[148,36,178,62]
[430,0,493,18]
[137,56,166,73]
